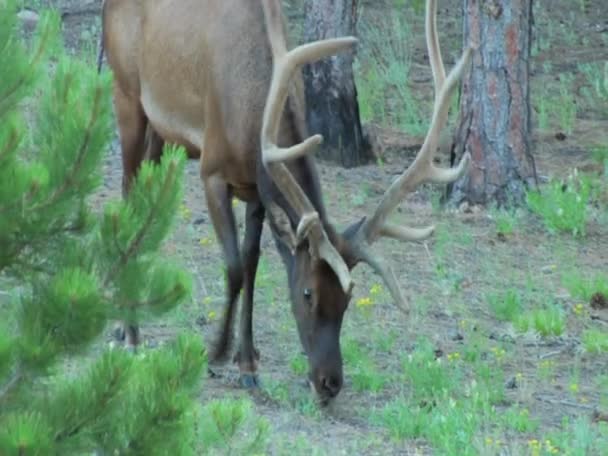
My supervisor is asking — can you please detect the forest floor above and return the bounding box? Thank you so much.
[17,0,608,454]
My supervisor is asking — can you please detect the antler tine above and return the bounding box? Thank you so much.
[360,0,472,245]
[347,0,473,311]
[261,0,357,293]
[426,0,446,95]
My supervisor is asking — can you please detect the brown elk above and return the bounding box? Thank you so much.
[101,0,472,403]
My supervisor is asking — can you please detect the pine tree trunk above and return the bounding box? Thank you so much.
[303,0,372,167]
[447,0,537,206]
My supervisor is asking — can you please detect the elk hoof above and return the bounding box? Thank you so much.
[239,373,261,389]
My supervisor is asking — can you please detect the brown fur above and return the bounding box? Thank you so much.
[102,0,356,401]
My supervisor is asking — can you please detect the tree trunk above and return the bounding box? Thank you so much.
[447,0,537,207]
[303,0,372,167]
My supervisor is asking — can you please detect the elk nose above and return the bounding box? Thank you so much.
[319,374,342,398]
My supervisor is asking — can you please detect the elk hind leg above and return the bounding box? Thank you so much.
[234,201,265,388]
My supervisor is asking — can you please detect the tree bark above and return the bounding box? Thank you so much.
[303,0,373,167]
[447,0,537,207]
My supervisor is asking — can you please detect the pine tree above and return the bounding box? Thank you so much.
[0,2,207,454]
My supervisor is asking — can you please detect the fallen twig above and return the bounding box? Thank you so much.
[535,394,596,411]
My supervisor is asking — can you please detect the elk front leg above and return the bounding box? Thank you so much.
[234,201,265,388]
[204,175,243,364]
[112,86,149,350]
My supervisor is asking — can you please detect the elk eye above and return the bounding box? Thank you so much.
[303,288,312,300]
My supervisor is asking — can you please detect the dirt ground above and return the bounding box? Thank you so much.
[17,0,608,454]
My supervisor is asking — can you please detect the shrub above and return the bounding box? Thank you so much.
[0,4,211,453]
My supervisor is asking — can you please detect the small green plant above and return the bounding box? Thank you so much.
[556,73,578,134]
[289,353,308,376]
[402,339,460,401]
[531,304,566,337]
[370,397,427,440]
[514,304,566,337]
[547,416,608,456]
[526,170,592,236]
[487,289,523,322]
[351,358,387,393]
[502,407,539,433]
[494,210,519,236]
[473,361,507,406]
[592,146,608,178]
[535,72,578,134]
[343,339,387,392]
[355,12,427,135]
[580,61,608,110]
[562,270,608,301]
[582,329,608,354]
[199,398,269,454]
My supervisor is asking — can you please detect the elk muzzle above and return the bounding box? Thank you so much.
[308,323,343,404]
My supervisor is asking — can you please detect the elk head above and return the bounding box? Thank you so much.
[261,0,472,403]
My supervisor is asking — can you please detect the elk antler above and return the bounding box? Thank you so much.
[260,0,358,294]
[348,0,473,312]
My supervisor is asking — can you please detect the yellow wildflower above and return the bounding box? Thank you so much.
[356,296,373,308]
[447,352,461,362]
[179,204,192,221]
[370,284,383,296]
[199,237,213,247]
[573,303,585,316]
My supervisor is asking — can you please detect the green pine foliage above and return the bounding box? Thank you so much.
[0,2,208,454]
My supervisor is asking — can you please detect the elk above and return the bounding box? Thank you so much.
[101,0,472,403]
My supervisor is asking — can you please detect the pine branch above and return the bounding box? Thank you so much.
[0,368,23,405]
[1,221,88,275]
[53,371,121,444]
[104,161,179,285]
[29,84,103,214]
[129,287,185,312]
[111,212,127,258]
[0,16,54,118]
[0,126,19,166]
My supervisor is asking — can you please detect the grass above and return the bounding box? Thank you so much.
[514,304,567,337]
[502,407,540,433]
[401,338,461,401]
[355,8,427,135]
[343,338,388,393]
[582,329,608,354]
[562,270,608,302]
[534,70,578,134]
[492,208,520,236]
[526,170,593,236]
[487,289,523,322]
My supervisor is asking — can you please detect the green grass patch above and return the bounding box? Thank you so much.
[502,407,539,433]
[526,171,593,236]
[582,329,608,354]
[562,271,608,302]
[487,289,523,322]
[514,303,566,337]
[343,338,388,393]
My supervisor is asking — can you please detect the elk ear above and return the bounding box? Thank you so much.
[267,203,299,253]
[339,217,366,270]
